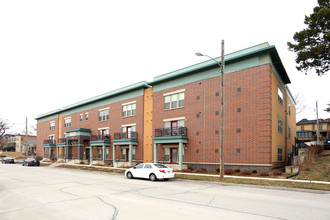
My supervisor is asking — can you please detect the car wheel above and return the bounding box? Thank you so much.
[164,178,169,181]
[127,172,133,179]
[22,163,24,166]
[149,173,157,181]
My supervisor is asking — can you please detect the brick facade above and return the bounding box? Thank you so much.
[36,43,296,171]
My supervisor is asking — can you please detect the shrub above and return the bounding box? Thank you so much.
[259,171,270,177]
[272,170,282,176]
[234,169,240,173]
[188,166,193,170]
[216,168,220,173]
[252,169,258,174]
[225,169,234,175]
[241,170,252,176]
[194,168,207,173]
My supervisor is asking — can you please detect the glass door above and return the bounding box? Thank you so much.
[171,148,178,164]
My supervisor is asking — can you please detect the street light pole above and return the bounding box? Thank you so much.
[195,40,225,181]
[220,40,225,181]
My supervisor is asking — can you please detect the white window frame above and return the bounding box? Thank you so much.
[64,118,71,128]
[98,108,109,121]
[122,102,136,117]
[164,91,185,110]
[278,87,283,106]
[49,121,55,130]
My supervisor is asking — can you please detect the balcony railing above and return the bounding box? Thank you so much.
[155,127,187,137]
[58,138,66,143]
[43,140,56,144]
[114,132,138,140]
[90,135,111,142]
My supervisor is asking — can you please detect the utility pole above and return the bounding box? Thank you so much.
[25,117,28,155]
[220,40,225,181]
[316,101,320,145]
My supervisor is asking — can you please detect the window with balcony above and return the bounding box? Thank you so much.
[64,118,71,128]
[99,109,109,121]
[122,103,136,117]
[49,122,55,130]
[164,120,185,136]
[278,87,283,106]
[98,129,110,141]
[122,125,136,139]
[164,92,184,110]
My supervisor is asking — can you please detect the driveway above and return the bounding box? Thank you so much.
[0,164,329,220]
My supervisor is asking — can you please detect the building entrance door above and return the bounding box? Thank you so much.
[170,148,177,164]
[86,148,90,161]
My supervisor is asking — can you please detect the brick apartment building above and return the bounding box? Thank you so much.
[36,42,296,171]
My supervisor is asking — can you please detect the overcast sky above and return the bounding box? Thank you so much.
[1,0,329,134]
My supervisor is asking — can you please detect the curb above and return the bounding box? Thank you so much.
[175,172,330,185]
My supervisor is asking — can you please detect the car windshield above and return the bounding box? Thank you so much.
[153,164,168,168]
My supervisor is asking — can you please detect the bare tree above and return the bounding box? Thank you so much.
[295,92,308,115]
[0,118,10,138]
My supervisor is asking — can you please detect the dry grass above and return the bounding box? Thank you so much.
[295,150,330,182]
[175,174,330,191]
[57,164,125,174]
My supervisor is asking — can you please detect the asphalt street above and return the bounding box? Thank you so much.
[0,163,329,220]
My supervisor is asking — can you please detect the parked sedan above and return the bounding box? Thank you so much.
[125,163,175,181]
[22,158,40,166]
[1,157,15,164]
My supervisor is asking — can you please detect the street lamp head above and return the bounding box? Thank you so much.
[195,52,204,57]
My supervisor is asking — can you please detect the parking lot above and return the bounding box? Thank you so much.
[0,163,329,220]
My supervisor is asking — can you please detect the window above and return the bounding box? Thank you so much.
[135,163,144,169]
[99,109,109,121]
[64,118,71,128]
[288,126,291,139]
[164,120,184,136]
[278,116,283,134]
[144,164,152,169]
[122,103,136,117]
[278,87,283,106]
[288,103,291,116]
[98,129,110,140]
[85,113,89,121]
[49,122,55,130]
[98,148,102,159]
[313,125,315,130]
[277,146,283,161]
[122,125,136,139]
[80,114,83,122]
[319,124,323,130]
[164,92,184,110]
[105,148,109,159]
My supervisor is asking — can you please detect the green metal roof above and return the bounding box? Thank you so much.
[149,42,291,85]
[36,81,150,120]
[65,128,91,133]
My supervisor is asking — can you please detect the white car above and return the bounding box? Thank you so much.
[125,163,175,181]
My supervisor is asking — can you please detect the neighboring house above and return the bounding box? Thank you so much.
[36,42,296,171]
[2,134,36,154]
[296,118,330,144]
